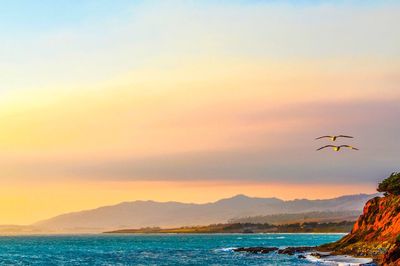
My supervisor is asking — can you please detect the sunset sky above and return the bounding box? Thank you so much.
[1,0,399,224]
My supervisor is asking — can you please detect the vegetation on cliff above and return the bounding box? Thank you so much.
[378,172,400,196]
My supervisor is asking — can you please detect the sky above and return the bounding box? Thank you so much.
[0,0,399,224]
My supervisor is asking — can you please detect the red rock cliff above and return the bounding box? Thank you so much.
[320,195,400,265]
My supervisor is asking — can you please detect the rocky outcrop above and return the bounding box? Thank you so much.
[233,247,278,253]
[277,246,315,255]
[383,244,400,265]
[319,195,400,265]
[233,246,315,255]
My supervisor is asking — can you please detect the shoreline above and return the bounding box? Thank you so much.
[103,232,348,235]
[0,232,349,236]
[229,246,375,265]
[304,253,374,265]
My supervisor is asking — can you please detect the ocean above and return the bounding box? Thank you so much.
[0,233,372,265]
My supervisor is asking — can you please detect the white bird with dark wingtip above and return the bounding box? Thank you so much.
[315,135,354,141]
[316,145,359,151]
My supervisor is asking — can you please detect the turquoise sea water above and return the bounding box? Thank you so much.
[0,233,346,265]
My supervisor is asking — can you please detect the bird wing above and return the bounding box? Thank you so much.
[339,145,359,150]
[337,135,354,138]
[315,136,333,140]
[317,145,336,150]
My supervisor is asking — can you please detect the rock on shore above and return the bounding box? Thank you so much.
[233,247,278,253]
[233,246,315,255]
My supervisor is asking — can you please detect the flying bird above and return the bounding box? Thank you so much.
[317,145,359,151]
[315,135,354,141]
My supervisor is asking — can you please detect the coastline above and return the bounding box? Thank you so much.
[104,221,354,234]
[0,232,349,237]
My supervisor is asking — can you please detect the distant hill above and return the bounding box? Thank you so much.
[106,221,355,234]
[229,210,360,225]
[33,193,378,233]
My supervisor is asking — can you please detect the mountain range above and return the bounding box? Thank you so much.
[31,193,378,233]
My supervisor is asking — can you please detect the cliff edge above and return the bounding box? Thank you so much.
[319,173,400,265]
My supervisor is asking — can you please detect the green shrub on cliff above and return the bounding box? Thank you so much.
[377,172,400,196]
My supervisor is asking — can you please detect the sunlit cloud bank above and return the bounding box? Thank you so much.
[2,98,399,185]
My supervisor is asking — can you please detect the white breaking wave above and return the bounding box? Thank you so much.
[305,253,374,266]
[215,247,237,252]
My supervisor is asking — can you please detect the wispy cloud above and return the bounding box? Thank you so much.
[3,99,398,185]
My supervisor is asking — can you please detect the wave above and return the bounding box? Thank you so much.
[250,236,286,240]
[305,253,374,266]
[215,247,237,252]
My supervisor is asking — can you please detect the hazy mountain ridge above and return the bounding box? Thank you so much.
[32,193,378,233]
